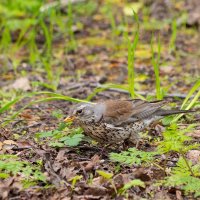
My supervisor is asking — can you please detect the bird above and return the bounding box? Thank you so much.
[64,99,194,145]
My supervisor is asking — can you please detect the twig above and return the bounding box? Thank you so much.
[67,82,195,99]
[90,83,193,99]
[64,83,90,91]
[180,151,195,177]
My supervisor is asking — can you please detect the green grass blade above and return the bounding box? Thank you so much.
[171,81,200,123]
[181,79,200,109]
[169,19,177,54]
[151,34,162,100]
[1,92,90,126]
[0,98,21,114]
[127,10,139,98]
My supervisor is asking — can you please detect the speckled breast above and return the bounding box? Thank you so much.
[78,120,145,144]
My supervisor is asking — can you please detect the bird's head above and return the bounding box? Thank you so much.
[64,103,96,124]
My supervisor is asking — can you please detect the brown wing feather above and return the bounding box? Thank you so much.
[103,100,133,124]
[130,100,168,119]
[102,99,168,125]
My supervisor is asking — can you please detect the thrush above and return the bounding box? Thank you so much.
[64,99,194,145]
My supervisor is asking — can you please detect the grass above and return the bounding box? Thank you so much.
[66,0,77,52]
[126,10,139,98]
[151,34,163,100]
[0,91,91,126]
[0,154,46,187]
[171,79,200,123]
[169,19,177,54]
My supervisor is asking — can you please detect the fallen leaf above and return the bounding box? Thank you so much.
[176,190,183,200]
[16,141,32,149]
[160,65,174,74]
[123,2,143,16]
[186,150,200,165]
[113,174,130,189]
[84,154,100,171]
[3,140,17,145]
[0,142,3,150]
[186,130,200,138]
[84,186,108,196]
[154,190,172,200]
[6,77,31,91]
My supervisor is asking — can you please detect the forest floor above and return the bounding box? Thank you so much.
[0,0,200,199]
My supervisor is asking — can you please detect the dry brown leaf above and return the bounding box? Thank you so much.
[154,190,172,200]
[0,142,3,150]
[186,130,200,138]
[113,174,130,189]
[176,190,183,200]
[2,140,17,150]
[84,186,108,196]
[3,140,17,145]
[186,150,200,165]
[16,141,32,149]
[84,154,100,171]
[6,77,31,91]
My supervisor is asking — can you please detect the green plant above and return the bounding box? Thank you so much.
[169,19,177,54]
[0,27,11,53]
[126,11,139,98]
[151,34,163,100]
[107,6,121,49]
[66,0,77,51]
[52,110,64,119]
[1,91,89,126]
[0,0,43,62]
[69,175,83,189]
[157,124,199,176]
[96,170,117,194]
[0,154,46,188]
[118,179,145,195]
[29,30,40,65]
[164,157,200,197]
[96,170,145,196]
[35,122,84,147]
[110,147,158,166]
[171,79,200,123]
[157,124,198,154]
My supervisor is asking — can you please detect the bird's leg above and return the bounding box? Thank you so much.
[135,140,140,149]
[99,143,113,157]
[122,137,141,150]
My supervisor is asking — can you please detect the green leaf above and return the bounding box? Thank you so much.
[60,133,84,146]
[119,179,145,194]
[157,124,198,154]
[0,97,21,114]
[0,173,10,179]
[181,79,200,110]
[96,170,113,179]
[0,154,46,187]
[110,148,158,166]
[35,131,55,138]
[164,157,200,197]
[171,80,200,123]
[70,175,83,189]
[49,142,64,147]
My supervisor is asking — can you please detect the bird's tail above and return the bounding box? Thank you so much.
[155,109,196,116]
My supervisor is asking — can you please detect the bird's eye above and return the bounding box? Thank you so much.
[76,109,83,114]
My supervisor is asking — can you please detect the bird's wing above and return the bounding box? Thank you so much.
[130,99,168,119]
[102,99,168,125]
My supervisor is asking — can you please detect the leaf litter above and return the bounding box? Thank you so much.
[0,0,200,199]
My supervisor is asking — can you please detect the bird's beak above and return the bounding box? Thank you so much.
[64,116,76,123]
